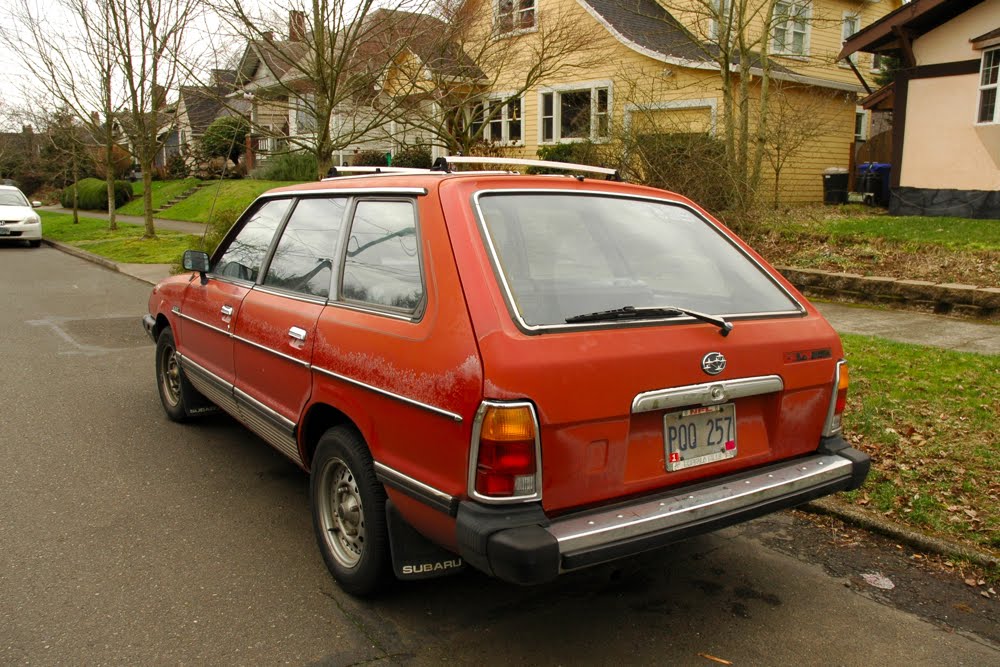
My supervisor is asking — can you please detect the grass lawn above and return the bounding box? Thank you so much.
[118,178,201,216]
[157,180,295,223]
[40,211,201,264]
[744,206,1000,287]
[841,333,999,552]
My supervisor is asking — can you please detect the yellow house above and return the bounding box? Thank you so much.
[451,0,902,203]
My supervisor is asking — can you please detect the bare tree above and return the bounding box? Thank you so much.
[214,0,449,179]
[4,0,129,230]
[382,0,603,154]
[106,0,199,238]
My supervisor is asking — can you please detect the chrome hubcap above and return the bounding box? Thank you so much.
[160,346,181,407]
[319,458,365,568]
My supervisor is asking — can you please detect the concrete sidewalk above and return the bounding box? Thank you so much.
[43,207,208,235]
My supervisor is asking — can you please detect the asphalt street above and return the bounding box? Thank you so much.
[1,245,997,666]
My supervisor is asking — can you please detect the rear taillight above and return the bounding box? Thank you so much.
[470,402,540,502]
[823,360,849,436]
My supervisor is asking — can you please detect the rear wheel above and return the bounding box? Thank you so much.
[28,240,41,248]
[311,426,391,596]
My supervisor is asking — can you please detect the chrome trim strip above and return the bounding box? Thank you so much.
[325,301,416,322]
[311,365,463,422]
[253,284,328,305]
[549,455,852,556]
[466,400,542,505]
[374,462,457,515]
[234,387,296,432]
[471,189,805,333]
[174,309,232,338]
[632,375,784,413]
[257,187,428,199]
[232,334,310,368]
[177,354,239,415]
[822,360,847,437]
[233,388,302,465]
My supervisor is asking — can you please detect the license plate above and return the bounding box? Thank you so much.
[664,403,737,471]
[0,228,9,236]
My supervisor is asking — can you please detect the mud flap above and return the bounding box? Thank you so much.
[386,498,465,580]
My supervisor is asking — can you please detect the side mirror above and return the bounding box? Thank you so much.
[31,201,42,208]
[182,249,211,277]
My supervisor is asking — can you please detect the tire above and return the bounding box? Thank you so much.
[155,327,196,422]
[28,240,41,248]
[311,426,391,596]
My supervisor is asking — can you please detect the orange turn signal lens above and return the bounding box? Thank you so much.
[838,363,850,391]
[480,405,536,442]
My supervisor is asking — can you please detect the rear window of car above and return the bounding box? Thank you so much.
[475,192,799,328]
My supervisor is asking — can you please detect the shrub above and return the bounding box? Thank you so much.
[200,202,245,255]
[166,152,188,179]
[391,145,433,169]
[201,116,250,166]
[528,141,609,174]
[632,133,733,213]
[60,178,132,210]
[251,152,318,181]
[351,150,389,167]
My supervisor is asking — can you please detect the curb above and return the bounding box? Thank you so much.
[42,238,158,286]
[802,498,999,569]
[778,266,1000,321]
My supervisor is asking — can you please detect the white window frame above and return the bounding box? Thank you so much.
[709,0,731,43]
[480,93,525,145]
[772,0,811,57]
[841,12,860,67]
[495,0,537,37]
[854,107,870,142]
[537,81,613,144]
[977,47,1000,125]
[623,99,719,137]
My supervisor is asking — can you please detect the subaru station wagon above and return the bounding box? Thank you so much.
[143,157,868,596]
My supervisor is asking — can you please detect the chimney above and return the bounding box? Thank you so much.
[153,84,167,110]
[92,111,101,125]
[261,31,275,42]
[22,125,33,134]
[289,11,306,42]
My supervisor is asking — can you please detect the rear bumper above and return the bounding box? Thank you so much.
[456,439,869,585]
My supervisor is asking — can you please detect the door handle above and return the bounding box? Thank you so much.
[288,326,307,341]
[220,305,234,317]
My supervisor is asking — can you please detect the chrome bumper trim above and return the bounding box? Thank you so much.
[631,375,784,413]
[548,454,852,557]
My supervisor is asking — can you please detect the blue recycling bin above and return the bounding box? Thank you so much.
[857,162,891,207]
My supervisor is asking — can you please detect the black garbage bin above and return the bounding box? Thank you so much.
[823,167,849,205]
[857,162,891,207]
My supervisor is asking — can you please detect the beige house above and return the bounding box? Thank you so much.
[449,0,901,203]
[841,0,1000,218]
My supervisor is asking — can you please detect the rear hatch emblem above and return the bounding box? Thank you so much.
[701,352,727,376]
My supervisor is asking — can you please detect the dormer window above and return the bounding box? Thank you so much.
[497,0,536,34]
[772,0,811,56]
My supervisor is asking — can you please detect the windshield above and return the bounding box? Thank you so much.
[476,192,799,328]
[0,190,29,207]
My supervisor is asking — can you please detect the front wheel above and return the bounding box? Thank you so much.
[310,426,391,596]
[155,327,195,422]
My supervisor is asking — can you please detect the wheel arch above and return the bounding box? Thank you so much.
[299,402,363,470]
[153,313,171,340]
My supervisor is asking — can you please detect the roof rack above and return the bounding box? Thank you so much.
[432,156,621,181]
[322,166,430,180]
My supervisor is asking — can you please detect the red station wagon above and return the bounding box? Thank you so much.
[143,157,869,596]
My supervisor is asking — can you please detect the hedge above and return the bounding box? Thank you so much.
[60,178,132,210]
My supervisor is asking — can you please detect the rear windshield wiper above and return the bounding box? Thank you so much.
[565,305,733,337]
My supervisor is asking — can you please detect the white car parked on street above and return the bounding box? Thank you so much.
[0,185,43,247]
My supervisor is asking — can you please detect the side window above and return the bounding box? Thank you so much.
[263,197,347,298]
[341,200,423,313]
[212,199,291,282]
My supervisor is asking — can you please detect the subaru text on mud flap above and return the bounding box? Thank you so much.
[143,157,869,596]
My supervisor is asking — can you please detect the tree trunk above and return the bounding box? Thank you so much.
[72,154,79,225]
[141,164,155,238]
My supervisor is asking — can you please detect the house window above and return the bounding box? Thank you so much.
[978,48,999,124]
[772,1,810,56]
[480,95,523,143]
[872,53,884,71]
[854,108,869,142]
[841,13,859,65]
[295,94,316,134]
[540,85,611,143]
[496,0,535,34]
[709,0,731,43]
